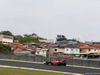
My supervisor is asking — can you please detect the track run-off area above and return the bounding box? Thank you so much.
[0,59,100,75]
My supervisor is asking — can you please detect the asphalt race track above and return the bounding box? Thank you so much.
[0,60,100,74]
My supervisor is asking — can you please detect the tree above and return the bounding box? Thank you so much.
[32,33,38,37]
[0,43,12,54]
[0,31,13,36]
[19,33,44,43]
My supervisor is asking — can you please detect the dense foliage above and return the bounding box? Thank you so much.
[0,31,44,43]
[0,43,12,54]
[0,31,13,36]
[19,33,43,43]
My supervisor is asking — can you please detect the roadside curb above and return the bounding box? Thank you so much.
[0,65,82,75]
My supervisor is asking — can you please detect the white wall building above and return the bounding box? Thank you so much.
[65,48,80,54]
[0,35,13,44]
[35,48,48,57]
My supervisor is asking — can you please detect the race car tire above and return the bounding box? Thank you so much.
[63,63,66,66]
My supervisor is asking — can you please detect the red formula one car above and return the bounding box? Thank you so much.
[44,60,66,66]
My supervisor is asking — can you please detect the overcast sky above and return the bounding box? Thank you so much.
[0,0,100,42]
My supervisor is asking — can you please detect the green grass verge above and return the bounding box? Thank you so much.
[0,67,73,75]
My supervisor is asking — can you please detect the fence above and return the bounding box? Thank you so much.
[0,54,100,67]
[0,54,47,62]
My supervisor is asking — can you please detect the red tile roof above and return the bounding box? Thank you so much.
[78,45,95,49]
[13,42,24,47]
[79,42,87,45]
[26,47,36,49]
[14,48,24,52]
[91,45,100,48]
[11,46,17,48]
[14,46,36,52]
[72,42,87,47]
[18,47,26,49]
[47,43,54,45]
[70,42,95,49]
